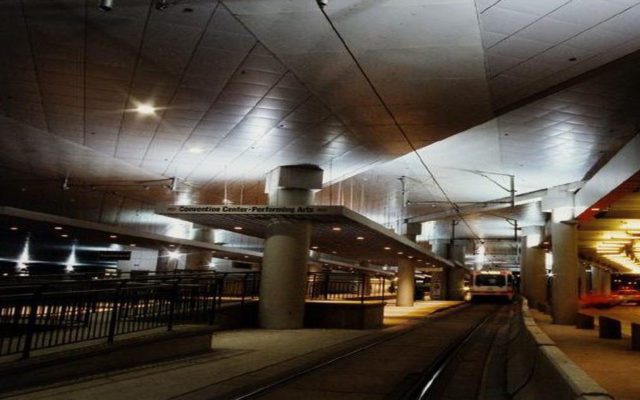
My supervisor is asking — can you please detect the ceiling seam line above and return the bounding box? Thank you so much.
[490,2,640,79]
[139,1,221,166]
[191,70,294,191]
[18,0,52,135]
[318,5,482,241]
[112,0,156,158]
[218,1,381,165]
[486,0,573,51]
[160,41,260,180]
[82,0,89,147]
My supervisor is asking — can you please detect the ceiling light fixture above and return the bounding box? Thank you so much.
[356,236,364,240]
[54,226,63,230]
[384,246,391,250]
[136,104,155,115]
[109,234,117,239]
[311,246,318,250]
[61,234,69,238]
[234,226,243,231]
[189,147,205,154]
[98,0,113,11]
[332,227,341,231]
[9,227,18,231]
[130,243,137,247]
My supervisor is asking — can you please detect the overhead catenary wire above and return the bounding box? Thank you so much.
[317,5,481,241]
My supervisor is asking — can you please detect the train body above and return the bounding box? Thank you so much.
[469,269,514,301]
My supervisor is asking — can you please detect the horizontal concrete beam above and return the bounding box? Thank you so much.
[576,133,640,218]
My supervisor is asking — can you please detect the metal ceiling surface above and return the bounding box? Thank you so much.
[0,0,640,246]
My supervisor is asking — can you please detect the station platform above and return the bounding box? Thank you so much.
[1,300,463,400]
[531,308,640,400]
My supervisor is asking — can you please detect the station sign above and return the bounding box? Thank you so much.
[162,205,341,215]
[97,251,131,261]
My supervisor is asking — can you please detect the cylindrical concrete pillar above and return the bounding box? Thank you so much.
[397,259,415,306]
[259,164,322,329]
[446,267,466,300]
[528,247,547,309]
[520,236,530,298]
[260,220,311,329]
[602,271,612,296]
[185,251,211,270]
[551,211,579,325]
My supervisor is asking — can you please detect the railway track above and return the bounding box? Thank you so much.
[204,303,511,400]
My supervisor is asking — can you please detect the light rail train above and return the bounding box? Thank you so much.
[469,269,515,301]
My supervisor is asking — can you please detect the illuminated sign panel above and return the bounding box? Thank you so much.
[164,205,338,215]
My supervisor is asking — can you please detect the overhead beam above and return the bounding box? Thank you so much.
[406,181,584,223]
[576,133,640,220]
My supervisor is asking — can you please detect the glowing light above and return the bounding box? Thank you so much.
[9,226,18,231]
[356,236,364,240]
[168,250,181,260]
[384,246,391,250]
[233,226,243,231]
[54,226,63,230]
[311,246,318,250]
[61,234,69,238]
[109,234,117,239]
[332,227,342,231]
[397,251,404,255]
[188,147,205,154]
[130,244,136,247]
[66,245,77,273]
[136,104,155,115]
[17,238,30,270]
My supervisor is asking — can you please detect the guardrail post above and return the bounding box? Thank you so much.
[22,290,42,359]
[167,281,179,332]
[323,271,330,300]
[107,284,123,344]
[209,279,216,325]
[241,273,248,306]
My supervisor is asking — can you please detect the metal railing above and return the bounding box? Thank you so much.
[306,272,392,303]
[0,274,237,358]
[0,270,393,358]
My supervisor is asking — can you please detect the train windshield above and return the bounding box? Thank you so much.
[475,274,507,287]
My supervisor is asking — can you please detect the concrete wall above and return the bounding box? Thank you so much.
[506,300,612,400]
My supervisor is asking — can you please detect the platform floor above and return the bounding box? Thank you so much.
[532,308,640,400]
[2,300,463,400]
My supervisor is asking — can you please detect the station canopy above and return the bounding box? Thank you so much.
[159,204,453,269]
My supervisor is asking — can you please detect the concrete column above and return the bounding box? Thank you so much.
[528,248,547,309]
[259,164,322,329]
[519,236,530,298]
[520,227,546,309]
[397,259,415,306]
[260,220,311,328]
[446,244,466,300]
[591,267,601,294]
[550,210,579,325]
[602,271,612,296]
[185,251,211,270]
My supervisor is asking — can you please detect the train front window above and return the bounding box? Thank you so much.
[475,275,506,287]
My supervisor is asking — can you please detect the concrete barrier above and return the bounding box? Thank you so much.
[0,325,214,394]
[599,316,622,339]
[576,313,595,329]
[507,299,614,400]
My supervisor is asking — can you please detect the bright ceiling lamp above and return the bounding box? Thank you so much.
[136,103,155,115]
[603,254,640,273]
